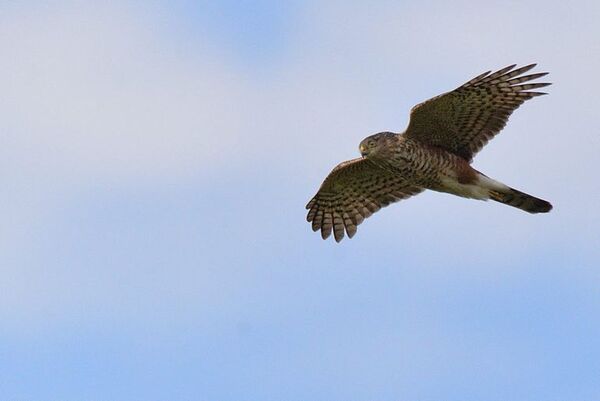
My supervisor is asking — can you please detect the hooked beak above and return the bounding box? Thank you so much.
[359,144,367,156]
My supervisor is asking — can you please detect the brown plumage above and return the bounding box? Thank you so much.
[306,64,553,242]
[489,188,552,214]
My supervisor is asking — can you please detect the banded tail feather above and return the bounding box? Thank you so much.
[489,187,552,214]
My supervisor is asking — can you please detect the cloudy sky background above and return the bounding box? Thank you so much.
[1,1,599,400]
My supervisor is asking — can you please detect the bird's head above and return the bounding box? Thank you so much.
[359,132,396,157]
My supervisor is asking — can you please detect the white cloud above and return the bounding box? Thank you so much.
[3,1,599,184]
[0,3,250,182]
[0,0,599,328]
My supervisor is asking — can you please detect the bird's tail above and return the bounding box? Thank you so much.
[489,187,552,214]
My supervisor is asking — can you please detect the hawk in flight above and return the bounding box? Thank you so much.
[306,64,552,242]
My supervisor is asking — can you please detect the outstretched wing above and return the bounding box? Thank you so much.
[306,158,423,242]
[404,64,550,161]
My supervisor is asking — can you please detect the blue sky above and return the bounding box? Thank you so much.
[1,1,599,400]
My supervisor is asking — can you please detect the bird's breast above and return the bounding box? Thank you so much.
[385,138,463,187]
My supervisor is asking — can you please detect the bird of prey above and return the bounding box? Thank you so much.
[306,64,552,242]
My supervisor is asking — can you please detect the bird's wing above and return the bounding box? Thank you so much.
[306,157,423,242]
[403,64,550,161]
